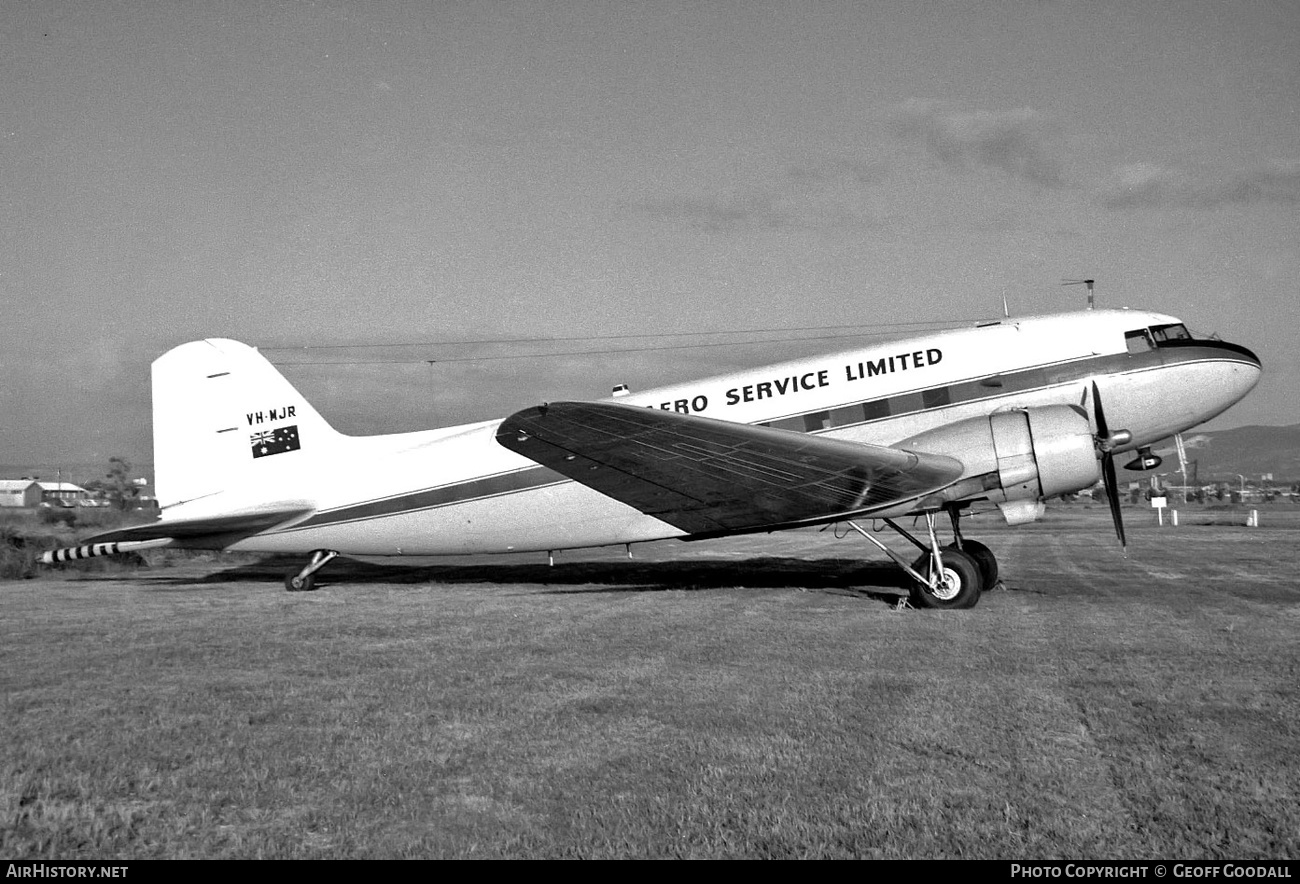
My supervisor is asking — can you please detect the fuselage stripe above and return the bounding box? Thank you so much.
[275,344,1251,533]
[283,467,569,532]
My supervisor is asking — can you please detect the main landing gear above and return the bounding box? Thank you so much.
[285,549,338,592]
[845,507,999,610]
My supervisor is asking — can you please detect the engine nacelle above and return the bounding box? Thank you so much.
[897,405,1100,504]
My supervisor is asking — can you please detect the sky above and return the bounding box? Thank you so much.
[3,0,1298,477]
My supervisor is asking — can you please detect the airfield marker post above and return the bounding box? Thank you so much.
[1151,495,1167,526]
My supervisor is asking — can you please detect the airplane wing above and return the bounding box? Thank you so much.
[496,402,964,536]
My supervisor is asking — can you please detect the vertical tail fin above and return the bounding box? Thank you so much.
[152,339,342,509]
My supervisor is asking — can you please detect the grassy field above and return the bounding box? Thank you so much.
[2,506,1298,858]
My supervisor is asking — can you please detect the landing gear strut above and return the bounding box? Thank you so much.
[285,549,338,592]
[845,507,996,609]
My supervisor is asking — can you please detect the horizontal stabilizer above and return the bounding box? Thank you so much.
[40,502,315,565]
[42,538,173,565]
[497,402,964,535]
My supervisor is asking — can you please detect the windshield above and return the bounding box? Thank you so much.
[1150,323,1192,343]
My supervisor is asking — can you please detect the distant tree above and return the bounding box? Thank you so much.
[106,457,140,511]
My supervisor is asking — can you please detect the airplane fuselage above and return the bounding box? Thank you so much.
[208,308,1259,557]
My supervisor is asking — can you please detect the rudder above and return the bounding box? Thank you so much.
[152,339,342,508]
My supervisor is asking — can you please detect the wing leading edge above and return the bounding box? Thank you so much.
[496,402,964,537]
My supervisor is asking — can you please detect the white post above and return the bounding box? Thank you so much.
[1152,495,1167,526]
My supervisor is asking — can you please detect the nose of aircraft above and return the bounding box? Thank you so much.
[1222,340,1262,367]
[1214,338,1263,405]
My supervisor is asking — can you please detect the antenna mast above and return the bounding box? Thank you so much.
[1062,278,1096,309]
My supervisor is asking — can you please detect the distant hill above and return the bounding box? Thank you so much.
[1123,424,1300,485]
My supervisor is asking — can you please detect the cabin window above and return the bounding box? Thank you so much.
[1125,329,1153,353]
[803,411,831,432]
[949,380,990,405]
[769,416,806,432]
[922,387,951,409]
[890,392,924,416]
[830,405,864,427]
[862,399,890,420]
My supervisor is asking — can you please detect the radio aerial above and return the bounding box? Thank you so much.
[1062,278,1096,310]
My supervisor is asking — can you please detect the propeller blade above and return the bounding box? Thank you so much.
[1102,451,1127,548]
[1092,381,1127,548]
[1091,381,1109,439]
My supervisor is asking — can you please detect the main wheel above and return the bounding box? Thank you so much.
[908,547,983,609]
[948,540,999,590]
[285,571,316,593]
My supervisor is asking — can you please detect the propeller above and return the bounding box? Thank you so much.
[1090,381,1131,548]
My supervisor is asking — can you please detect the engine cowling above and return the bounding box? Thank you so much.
[897,405,1100,506]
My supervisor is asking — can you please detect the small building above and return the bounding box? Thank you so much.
[37,481,89,505]
[0,480,42,508]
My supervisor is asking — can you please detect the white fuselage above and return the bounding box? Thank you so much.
[214,309,1260,556]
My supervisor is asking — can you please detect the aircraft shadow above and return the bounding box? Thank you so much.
[140,554,915,601]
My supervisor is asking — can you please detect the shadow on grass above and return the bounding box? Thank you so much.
[121,553,916,602]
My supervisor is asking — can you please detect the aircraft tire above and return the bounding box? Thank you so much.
[285,571,315,593]
[949,540,999,590]
[908,548,982,610]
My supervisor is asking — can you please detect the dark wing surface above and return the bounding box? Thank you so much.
[496,402,963,536]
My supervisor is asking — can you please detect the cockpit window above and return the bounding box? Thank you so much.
[1127,323,1195,354]
[1125,329,1153,353]
[1150,323,1192,343]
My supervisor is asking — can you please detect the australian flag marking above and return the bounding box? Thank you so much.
[251,425,301,458]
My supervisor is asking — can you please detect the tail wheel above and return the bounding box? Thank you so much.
[909,547,983,610]
[285,571,316,593]
[948,540,999,589]
[284,549,337,593]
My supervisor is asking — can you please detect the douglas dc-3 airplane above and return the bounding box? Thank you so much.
[44,308,1260,609]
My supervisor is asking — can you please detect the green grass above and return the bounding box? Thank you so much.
[2,507,1298,858]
